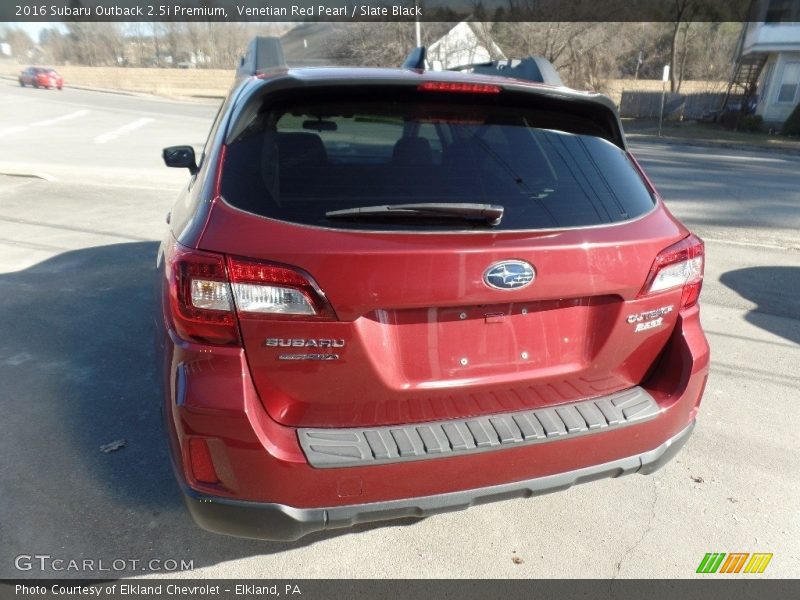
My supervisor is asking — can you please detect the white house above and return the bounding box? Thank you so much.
[427,21,505,70]
[738,1,800,125]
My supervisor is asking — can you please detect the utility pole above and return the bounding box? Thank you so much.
[659,64,670,137]
[415,1,422,47]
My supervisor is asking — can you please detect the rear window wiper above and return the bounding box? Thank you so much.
[325,203,504,226]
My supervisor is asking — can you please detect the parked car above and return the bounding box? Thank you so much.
[157,38,709,540]
[18,67,64,90]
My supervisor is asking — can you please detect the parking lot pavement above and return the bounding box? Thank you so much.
[0,81,798,579]
[0,80,216,189]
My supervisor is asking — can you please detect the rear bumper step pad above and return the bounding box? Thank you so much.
[298,386,660,468]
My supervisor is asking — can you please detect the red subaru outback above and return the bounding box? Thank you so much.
[157,39,709,540]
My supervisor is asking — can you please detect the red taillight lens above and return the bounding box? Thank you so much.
[227,257,337,321]
[188,438,219,484]
[418,81,502,94]
[639,234,705,309]
[166,244,239,346]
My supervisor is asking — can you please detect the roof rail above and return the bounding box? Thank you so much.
[237,36,287,79]
[449,57,564,87]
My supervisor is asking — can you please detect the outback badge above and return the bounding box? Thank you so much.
[627,305,674,333]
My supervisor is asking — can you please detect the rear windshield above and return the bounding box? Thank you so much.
[221,93,655,231]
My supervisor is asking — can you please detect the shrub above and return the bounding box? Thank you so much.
[781,103,800,136]
[717,110,740,129]
[739,115,764,132]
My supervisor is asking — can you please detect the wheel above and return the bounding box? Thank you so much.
[19,80,24,87]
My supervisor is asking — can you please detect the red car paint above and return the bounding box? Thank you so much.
[19,67,64,90]
[157,65,709,539]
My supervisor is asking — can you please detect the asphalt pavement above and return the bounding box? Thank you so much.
[0,79,798,579]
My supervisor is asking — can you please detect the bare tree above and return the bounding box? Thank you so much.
[684,22,740,91]
[0,26,35,60]
[59,23,124,66]
[668,0,700,92]
[332,22,451,67]
[495,22,630,89]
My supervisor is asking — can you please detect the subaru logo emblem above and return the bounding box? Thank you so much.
[483,260,535,290]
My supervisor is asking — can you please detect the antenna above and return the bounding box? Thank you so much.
[236,37,287,79]
[402,47,426,70]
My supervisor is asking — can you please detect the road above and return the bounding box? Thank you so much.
[0,79,798,579]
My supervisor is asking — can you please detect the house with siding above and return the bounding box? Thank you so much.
[731,1,800,126]
[427,21,505,70]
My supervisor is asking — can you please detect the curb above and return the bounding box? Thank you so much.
[1,74,142,97]
[626,132,800,156]
[0,170,57,181]
[2,74,222,104]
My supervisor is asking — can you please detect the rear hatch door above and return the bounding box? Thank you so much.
[203,82,687,428]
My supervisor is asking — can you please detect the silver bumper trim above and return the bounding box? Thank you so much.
[298,386,660,468]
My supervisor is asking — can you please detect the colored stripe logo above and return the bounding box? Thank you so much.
[697,553,772,574]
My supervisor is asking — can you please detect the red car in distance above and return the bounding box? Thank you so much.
[157,39,709,540]
[19,67,64,90]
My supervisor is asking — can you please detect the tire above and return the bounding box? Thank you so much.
[19,80,24,87]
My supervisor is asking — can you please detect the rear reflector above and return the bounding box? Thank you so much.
[188,438,219,484]
[418,81,502,94]
[639,234,705,309]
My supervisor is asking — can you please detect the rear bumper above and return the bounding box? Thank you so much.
[159,303,709,539]
[183,421,694,541]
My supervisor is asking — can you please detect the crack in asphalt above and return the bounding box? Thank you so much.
[612,477,659,579]
[0,214,153,242]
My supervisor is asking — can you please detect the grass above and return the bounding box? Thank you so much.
[0,64,233,99]
[623,119,800,152]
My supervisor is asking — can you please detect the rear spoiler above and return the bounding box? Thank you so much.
[236,36,287,81]
[401,46,564,87]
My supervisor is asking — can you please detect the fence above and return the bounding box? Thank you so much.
[619,90,743,120]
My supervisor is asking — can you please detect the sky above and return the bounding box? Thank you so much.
[14,22,66,42]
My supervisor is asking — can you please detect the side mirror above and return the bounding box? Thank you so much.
[162,145,197,174]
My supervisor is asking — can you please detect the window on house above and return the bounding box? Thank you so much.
[777,62,800,103]
[765,0,795,23]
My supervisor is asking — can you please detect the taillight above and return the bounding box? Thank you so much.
[418,81,502,94]
[227,256,337,321]
[167,244,239,346]
[166,244,336,345]
[639,234,704,309]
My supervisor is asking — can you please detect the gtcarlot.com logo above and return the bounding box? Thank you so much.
[14,554,193,572]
